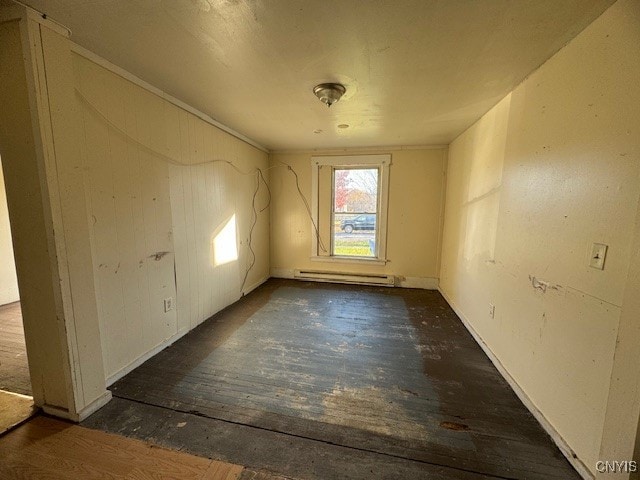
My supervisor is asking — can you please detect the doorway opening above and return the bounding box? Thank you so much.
[0,155,34,433]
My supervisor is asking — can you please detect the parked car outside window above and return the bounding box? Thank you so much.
[340,214,376,233]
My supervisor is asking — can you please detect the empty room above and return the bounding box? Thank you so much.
[0,0,639,479]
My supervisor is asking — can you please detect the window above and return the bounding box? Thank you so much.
[332,168,379,257]
[311,155,390,264]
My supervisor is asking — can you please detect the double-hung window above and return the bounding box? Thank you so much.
[311,155,390,264]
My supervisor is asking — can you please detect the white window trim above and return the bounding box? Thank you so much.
[310,154,391,264]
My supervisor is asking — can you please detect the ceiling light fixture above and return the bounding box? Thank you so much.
[313,83,346,107]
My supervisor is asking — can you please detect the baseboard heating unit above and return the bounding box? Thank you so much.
[294,269,395,286]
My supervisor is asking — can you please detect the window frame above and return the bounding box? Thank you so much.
[330,167,380,258]
[311,154,391,264]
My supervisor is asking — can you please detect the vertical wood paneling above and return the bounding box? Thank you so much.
[72,53,269,380]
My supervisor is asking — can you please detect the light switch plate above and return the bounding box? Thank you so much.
[589,243,608,270]
[164,297,173,312]
[489,303,495,319]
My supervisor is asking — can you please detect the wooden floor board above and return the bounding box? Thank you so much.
[121,373,547,450]
[95,279,580,480]
[0,302,31,396]
[85,397,507,480]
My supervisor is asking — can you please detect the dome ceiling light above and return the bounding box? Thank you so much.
[313,83,346,107]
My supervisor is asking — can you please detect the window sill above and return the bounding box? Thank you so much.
[310,255,387,266]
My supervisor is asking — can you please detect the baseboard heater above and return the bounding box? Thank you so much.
[294,269,395,287]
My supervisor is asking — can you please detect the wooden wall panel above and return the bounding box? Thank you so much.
[0,18,69,409]
[72,53,269,381]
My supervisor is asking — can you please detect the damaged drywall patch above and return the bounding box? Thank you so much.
[149,251,171,261]
[528,275,562,294]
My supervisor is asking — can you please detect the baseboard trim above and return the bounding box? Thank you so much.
[75,390,112,422]
[105,330,189,386]
[270,268,295,279]
[398,276,439,290]
[242,275,269,296]
[41,404,72,420]
[42,390,112,422]
[438,288,594,480]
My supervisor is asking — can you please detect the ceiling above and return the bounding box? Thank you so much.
[25,0,615,151]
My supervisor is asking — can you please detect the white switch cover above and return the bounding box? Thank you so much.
[164,297,174,312]
[589,243,608,270]
[489,303,495,319]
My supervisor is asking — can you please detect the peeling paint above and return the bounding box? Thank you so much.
[528,275,562,293]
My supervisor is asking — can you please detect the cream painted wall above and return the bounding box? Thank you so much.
[72,54,269,382]
[270,148,446,286]
[440,0,640,475]
[0,16,71,410]
[0,159,19,306]
[599,189,640,480]
[38,24,109,414]
[0,12,109,417]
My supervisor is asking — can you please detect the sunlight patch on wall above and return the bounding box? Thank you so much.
[212,214,238,267]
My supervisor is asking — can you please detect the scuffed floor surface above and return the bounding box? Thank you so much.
[0,302,31,396]
[0,415,287,480]
[84,279,580,479]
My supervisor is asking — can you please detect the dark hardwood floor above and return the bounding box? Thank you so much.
[0,301,31,396]
[84,279,580,480]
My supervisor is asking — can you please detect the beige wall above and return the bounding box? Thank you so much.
[440,0,640,475]
[599,179,640,479]
[0,13,109,417]
[270,148,446,286]
[0,16,72,410]
[0,159,19,306]
[0,4,269,417]
[72,53,270,382]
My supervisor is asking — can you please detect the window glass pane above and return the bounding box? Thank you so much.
[333,168,378,257]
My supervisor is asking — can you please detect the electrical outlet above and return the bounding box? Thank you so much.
[164,297,173,313]
[489,303,495,319]
[589,243,608,270]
